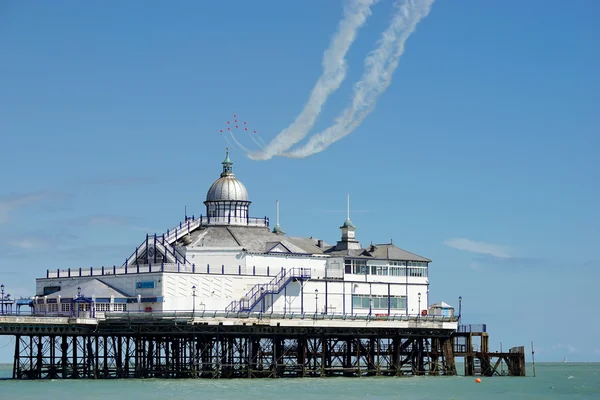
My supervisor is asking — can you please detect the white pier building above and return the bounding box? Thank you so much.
[34,150,437,319]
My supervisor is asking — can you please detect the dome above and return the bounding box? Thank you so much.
[206,176,249,202]
[205,148,250,202]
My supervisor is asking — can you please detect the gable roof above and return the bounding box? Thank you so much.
[366,243,431,262]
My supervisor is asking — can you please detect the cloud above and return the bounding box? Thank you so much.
[444,237,511,258]
[7,238,50,249]
[63,214,142,227]
[69,177,155,187]
[0,191,56,223]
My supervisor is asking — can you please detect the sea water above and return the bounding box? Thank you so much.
[0,363,598,399]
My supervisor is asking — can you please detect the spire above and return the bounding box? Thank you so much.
[343,193,355,228]
[334,192,360,250]
[272,199,286,235]
[221,147,233,177]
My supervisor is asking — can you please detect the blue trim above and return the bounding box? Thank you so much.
[113,298,129,304]
[95,297,111,303]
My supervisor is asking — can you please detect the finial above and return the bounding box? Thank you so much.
[221,147,233,175]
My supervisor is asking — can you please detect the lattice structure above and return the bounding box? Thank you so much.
[11,323,459,379]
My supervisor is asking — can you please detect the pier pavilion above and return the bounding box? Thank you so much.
[34,150,435,319]
[0,150,526,379]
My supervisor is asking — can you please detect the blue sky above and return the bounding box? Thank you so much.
[0,0,598,362]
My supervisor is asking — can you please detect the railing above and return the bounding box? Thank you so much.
[6,309,457,323]
[47,264,294,279]
[123,234,191,268]
[457,324,487,333]
[162,215,269,245]
[226,267,311,313]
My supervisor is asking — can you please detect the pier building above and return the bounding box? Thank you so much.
[0,150,526,379]
[34,150,432,320]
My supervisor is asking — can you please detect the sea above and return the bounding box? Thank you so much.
[0,363,598,399]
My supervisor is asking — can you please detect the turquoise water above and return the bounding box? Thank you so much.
[0,363,598,399]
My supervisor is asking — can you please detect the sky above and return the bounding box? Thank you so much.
[0,0,598,363]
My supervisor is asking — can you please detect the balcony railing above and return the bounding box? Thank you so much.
[46,264,294,279]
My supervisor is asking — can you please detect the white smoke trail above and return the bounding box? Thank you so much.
[229,130,252,153]
[283,0,435,158]
[248,0,379,161]
[221,131,233,148]
[248,132,264,149]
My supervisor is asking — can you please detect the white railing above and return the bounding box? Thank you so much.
[164,217,203,244]
[162,215,269,245]
[46,264,290,279]
[124,234,191,268]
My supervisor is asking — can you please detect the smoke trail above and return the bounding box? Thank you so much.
[248,133,264,149]
[248,0,379,161]
[229,131,252,153]
[283,0,435,158]
[221,131,233,148]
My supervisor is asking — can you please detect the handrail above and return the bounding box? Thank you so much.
[123,234,192,268]
[162,215,270,245]
[226,267,311,313]
[3,309,459,323]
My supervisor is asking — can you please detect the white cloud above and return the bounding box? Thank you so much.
[444,237,511,258]
[7,238,49,249]
[0,191,52,223]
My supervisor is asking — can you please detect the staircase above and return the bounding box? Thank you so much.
[163,217,205,244]
[124,234,192,267]
[225,267,311,313]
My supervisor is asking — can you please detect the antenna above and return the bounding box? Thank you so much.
[347,193,350,220]
[276,199,280,226]
[185,205,187,220]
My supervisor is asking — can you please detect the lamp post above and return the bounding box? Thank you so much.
[260,287,265,313]
[418,292,422,319]
[77,286,82,318]
[314,289,319,315]
[192,285,197,314]
[0,284,4,315]
[458,295,462,326]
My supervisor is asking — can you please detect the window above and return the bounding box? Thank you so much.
[352,295,406,310]
[351,260,368,274]
[61,303,71,312]
[96,303,110,312]
[113,304,127,312]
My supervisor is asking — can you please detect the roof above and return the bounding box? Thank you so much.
[183,226,327,254]
[430,301,454,308]
[45,279,130,299]
[174,225,431,261]
[364,243,431,262]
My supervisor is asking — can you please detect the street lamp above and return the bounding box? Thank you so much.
[418,292,422,318]
[192,285,197,314]
[260,287,265,313]
[314,289,319,315]
[0,284,4,315]
[458,295,462,326]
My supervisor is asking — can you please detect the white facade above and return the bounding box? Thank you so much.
[33,151,435,319]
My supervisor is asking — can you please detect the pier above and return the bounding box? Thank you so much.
[0,312,525,379]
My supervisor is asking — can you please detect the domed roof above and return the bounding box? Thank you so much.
[206,176,249,202]
[205,149,250,202]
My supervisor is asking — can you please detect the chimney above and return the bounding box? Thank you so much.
[317,239,324,248]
